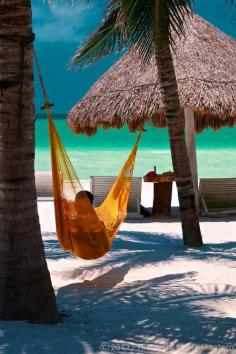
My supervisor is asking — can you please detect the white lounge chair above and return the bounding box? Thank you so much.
[90,176,142,219]
[199,178,236,216]
[35,171,53,200]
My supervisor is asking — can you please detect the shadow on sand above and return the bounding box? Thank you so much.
[52,229,236,353]
[57,267,236,353]
[1,229,235,353]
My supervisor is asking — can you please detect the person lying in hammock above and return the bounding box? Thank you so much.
[75,190,122,235]
[62,190,109,259]
[75,190,94,205]
[61,190,94,223]
[75,190,108,229]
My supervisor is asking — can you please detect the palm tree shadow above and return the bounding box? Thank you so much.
[43,229,236,283]
[40,229,236,352]
[57,269,236,353]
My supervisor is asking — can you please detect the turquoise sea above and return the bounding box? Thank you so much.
[35,114,236,179]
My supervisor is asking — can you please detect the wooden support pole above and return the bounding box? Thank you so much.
[184,108,199,213]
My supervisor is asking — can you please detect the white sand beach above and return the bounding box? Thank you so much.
[1,182,236,354]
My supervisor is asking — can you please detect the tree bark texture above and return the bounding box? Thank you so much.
[0,0,60,323]
[154,3,203,246]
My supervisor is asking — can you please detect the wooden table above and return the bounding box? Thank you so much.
[144,174,175,216]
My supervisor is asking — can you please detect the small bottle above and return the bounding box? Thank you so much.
[154,165,156,173]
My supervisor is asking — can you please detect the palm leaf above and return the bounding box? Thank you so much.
[119,0,193,61]
[71,2,124,67]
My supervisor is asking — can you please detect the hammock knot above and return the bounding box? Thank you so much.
[40,102,54,111]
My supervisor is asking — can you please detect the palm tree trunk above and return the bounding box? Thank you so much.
[154,6,203,247]
[0,0,60,322]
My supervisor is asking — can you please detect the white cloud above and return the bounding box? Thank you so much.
[32,1,99,43]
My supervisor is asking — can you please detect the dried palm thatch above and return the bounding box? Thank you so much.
[68,14,236,136]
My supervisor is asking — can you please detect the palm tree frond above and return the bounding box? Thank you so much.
[118,0,156,63]
[71,2,123,67]
[116,0,193,63]
[72,0,194,67]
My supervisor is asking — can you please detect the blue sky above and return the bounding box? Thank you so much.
[32,0,236,113]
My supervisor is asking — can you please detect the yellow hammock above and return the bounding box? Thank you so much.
[34,49,141,260]
[48,111,141,260]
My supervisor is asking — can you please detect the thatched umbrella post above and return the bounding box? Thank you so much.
[184,108,199,211]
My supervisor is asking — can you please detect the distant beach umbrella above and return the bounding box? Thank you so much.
[67,14,236,136]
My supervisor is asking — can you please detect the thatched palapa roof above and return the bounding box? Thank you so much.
[68,14,236,136]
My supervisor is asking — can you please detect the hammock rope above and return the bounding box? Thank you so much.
[34,49,142,260]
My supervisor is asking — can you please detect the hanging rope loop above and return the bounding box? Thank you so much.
[33,47,54,110]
